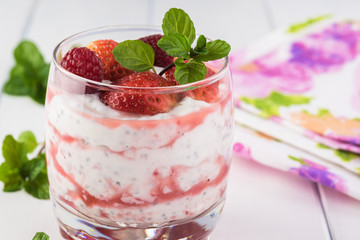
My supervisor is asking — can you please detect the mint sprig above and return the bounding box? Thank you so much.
[162,8,196,44]
[112,8,231,85]
[159,8,230,83]
[33,232,50,240]
[0,131,49,199]
[2,40,49,105]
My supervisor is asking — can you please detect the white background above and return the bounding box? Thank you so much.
[0,0,360,239]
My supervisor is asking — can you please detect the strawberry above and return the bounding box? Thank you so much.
[60,47,104,94]
[86,39,134,81]
[139,34,174,67]
[165,66,219,103]
[99,72,179,115]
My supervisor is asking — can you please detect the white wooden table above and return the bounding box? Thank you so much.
[0,0,359,239]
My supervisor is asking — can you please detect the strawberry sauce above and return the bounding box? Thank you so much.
[46,81,233,225]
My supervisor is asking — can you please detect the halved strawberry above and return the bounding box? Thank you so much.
[86,39,134,81]
[139,34,174,67]
[165,66,219,103]
[99,72,179,115]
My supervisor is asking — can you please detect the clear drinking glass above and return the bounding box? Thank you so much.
[45,26,234,240]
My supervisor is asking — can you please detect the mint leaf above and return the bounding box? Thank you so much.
[174,59,207,84]
[194,35,207,52]
[14,40,46,71]
[20,154,46,181]
[3,176,24,192]
[162,8,196,44]
[157,33,191,58]
[33,232,50,240]
[0,162,23,192]
[0,132,49,199]
[3,64,30,96]
[113,40,155,72]
[2,135,28,169]
[193,40,231,62]
[19,131,38,154]
[2,40,49,105]
[25,171,49,199]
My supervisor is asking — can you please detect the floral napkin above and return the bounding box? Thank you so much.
[231,16,360,200]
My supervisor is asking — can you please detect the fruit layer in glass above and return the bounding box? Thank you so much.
[45,26,233,240]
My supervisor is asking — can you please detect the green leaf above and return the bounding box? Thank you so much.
[32,232,50,240]
[19,131,38,154]
[14,40,46,71]
[113,40,155,72]
[2,40,49,105]
[190,35,209,57]
[3,177,24,192]
[31,63,49,105]
[20,154,46,181]
[2,135,28,169]
[2,64,29,96]
[157,33,191,58]
[194,35,207,52]
[0,132,49,199]
[162,8,196,44]
[25,171,49,199]
[174,59,207,84]
[0,162,24,192]
[193,40,231,62]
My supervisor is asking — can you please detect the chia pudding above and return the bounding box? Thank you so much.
[45,74,233,225]
[45,15,233,238]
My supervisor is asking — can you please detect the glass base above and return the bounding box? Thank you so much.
[54,198,225,240]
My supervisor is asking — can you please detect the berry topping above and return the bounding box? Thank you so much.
[60,47,104,93]
[99,72,178,115]
[86,39,134,81]
[60,47,104,94]
[111,8,230,86]
[139,34,174,67]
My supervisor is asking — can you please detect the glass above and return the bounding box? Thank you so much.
[45,26,234,240]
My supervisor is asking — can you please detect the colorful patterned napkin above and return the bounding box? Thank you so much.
[231,16,360,200]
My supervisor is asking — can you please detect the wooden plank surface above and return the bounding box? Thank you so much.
[1,0,358,239]
[212,156,330,240]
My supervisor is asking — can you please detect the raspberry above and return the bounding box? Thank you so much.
[139,34,174,67]
[60,47,104,93]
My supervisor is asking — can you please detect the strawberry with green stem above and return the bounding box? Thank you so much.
[103,8,231,114]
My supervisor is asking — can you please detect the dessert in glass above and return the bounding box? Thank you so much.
[45,8,233,240]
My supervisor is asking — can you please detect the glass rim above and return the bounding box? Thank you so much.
[52,25,229,93]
